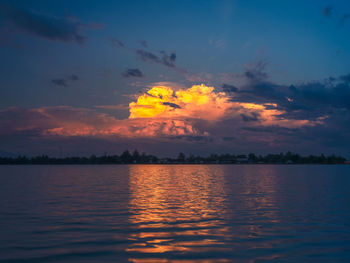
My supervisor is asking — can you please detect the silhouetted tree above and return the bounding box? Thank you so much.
[178,152,186,162]
[121,150,132,163]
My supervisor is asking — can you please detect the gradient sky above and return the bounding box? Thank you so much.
[1,0,350,157]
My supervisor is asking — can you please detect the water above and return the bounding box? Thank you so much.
[0,165,350,262]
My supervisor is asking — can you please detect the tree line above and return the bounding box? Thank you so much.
[0,150,346,164]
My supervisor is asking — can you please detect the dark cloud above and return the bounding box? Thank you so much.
[322,6,333,17]
[136,49,159,63]
[241,112,260,122]
[339,73,350,83]
[160,51,176,67]
[340,13,350,25]
[170,53,176,62]
[107,36,179,70]
[222,83,238,92]
[109,37,124,48]
[244,60,268,82]
[51,78,68,87]
[51,74,79,87]
[122,68,144,78]
[68,74,79,81]
[136,49,177,68]
[162,102,181,109]
[0,5,96,44]
[226,63,350,132]
[139,40,148,48]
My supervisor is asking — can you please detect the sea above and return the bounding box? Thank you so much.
[0,165,350,262]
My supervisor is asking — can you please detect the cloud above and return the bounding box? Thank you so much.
[243,60,268,82]
[51,74,79,87]
[339,73,350,83]
[107,36,181,71]
[129,84,231,120]
[0,5,100,44]
[222,83,238,92]
[51,78,68,87]
[340,13,350,25]
[160,50,176,67]
[0,84,319,143]
[122,68,144,78]
[322,6,333,17]
[139,40,148,48]
[1,81,350,157]
[0,106,204,138]
[162,102,181,109]
[135,49,177,68]
[109,37,124,48]
[94,104,129,110]
[226,64,350,118]
[68,74,79,81]
[186,72,213,83]
[128,84,318,130]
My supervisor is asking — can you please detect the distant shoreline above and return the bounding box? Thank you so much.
[0,163,348,166]
[0,151,347,165]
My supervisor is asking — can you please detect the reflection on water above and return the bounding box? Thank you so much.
[1,165,350,262]
[127,165,229,257]
[127,165,281,262]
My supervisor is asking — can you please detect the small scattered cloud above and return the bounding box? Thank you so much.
[208,38,226,49]
[139,40,148,48]
[0,4,101,44]
[51,74,79,87]
[68,74,79,81]
[160,50,176,67]
[136,49,159,63]
[122,68,144,78]
[322,6,333,17]
[51,78,68,87]
[244,60,268,82]
[109,37,124,48]
[339,73,350,83]
[340,13,350,25]
[321,5,350,27]
[108,36,182,72]
[136,49,177,68]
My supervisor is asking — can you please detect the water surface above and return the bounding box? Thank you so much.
[0,165,350,262]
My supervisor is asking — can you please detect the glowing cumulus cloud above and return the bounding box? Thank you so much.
[128,84,320,131]
[2,84,322,139]
[129,84,231,121]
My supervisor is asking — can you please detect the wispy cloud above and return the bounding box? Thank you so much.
[136,49,177,68]
[109,37,124,48]
[340,13,350,25]
[122,68,144,78]
[51,74,79,87]
[51,78,68,87]
[322,6,333,17]
[139,40,148,48]
[0,4,103,44]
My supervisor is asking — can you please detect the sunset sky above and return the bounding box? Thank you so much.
[1,0,350,157]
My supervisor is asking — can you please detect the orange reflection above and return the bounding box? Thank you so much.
[126,165,281,262]
[127,165,229,256]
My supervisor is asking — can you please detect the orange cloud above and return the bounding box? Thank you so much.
[129,84,233,121]
[129,84,321,129]
[0,85,323,140]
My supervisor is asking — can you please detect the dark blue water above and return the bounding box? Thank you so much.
[0,165,350,262]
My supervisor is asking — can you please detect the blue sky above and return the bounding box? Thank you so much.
[1,0,350,157]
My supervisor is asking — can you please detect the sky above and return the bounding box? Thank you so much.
[0,0,350,157]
